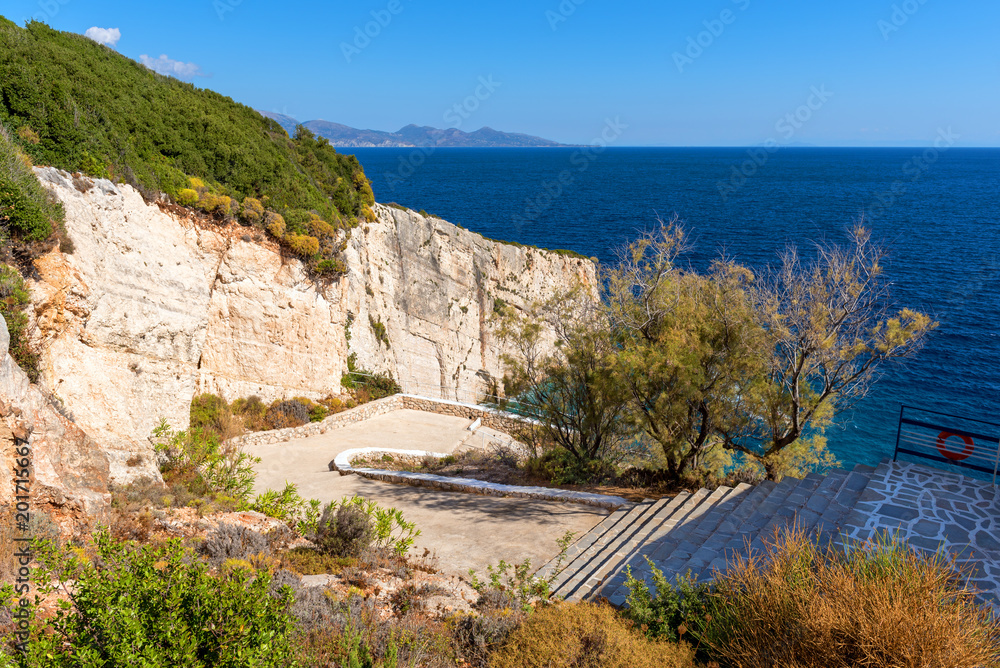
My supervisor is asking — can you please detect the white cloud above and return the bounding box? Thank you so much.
[139,54,205,79]
[84,26,121,48]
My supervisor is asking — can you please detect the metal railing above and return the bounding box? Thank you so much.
[893,405,1000,484]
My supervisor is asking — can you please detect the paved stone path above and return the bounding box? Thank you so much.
[839,460,1000,608]
[538,460,1000,611]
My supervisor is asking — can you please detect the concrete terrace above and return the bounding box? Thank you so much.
[246,408,608,577]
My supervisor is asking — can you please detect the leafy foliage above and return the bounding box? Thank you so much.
[0,123,64,247]
[621,557,714,645]
[0,20,372,274]
[315,503,374,559]
[496,284,634,471]
[0,263,38,380]
[14,531,299,667]
[315,496,420,558]
[153,419,260,503]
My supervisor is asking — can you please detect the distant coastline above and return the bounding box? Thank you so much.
[258,111,567,148]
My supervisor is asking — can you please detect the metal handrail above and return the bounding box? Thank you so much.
[893,405,1000,485]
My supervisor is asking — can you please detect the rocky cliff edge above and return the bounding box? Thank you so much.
[25,167,596,489]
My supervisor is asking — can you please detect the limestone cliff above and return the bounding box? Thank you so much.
[0,312,111,533]
[27,167,596,486]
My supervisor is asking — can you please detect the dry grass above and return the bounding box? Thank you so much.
[707,529,1000,668]
[490,601,698,668]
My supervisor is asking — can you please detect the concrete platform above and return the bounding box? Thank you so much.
[246,408,608,577]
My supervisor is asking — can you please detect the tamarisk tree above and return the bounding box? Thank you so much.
[718,224,936,477]
[496,285,633,467]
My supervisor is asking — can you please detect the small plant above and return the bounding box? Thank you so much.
[469,559,550,613]
[266,399,311,429]
[621,557,713,644]
[315,496,420,558]
[369,315,390,348]
[315,503,374,559]
[153,419,260,502]
[200,522,271,566]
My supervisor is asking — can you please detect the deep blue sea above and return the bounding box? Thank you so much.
[350,147,1000,471]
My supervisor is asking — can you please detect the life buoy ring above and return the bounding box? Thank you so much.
[935,431,975,462]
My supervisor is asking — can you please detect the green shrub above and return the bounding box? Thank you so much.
[368,315,390,348]
[0,263,38,381]
[153,419,259,503]
[190,392,230,432]
[341,367,401,400]
[525,448,617,485]
[265,211,286,238]
[248,482,322,534]
[315,258,347,275]
[315,496,420,558]
[314,503,374,559]
[240,196,264,225]
[175,187,199,206]
[490,602,697,668]
[621,557,713,644]
[13,531,298,667]
[285,233,320,257]
[0,124,63,248]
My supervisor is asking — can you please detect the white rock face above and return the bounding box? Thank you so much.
[0,313,111,533]
[29,167,596,486]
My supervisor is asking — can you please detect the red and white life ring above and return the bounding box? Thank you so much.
[935,431,975,462]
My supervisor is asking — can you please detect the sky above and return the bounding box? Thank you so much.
[5,0,999,146]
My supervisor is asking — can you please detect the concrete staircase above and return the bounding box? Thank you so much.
[537,462,885,606]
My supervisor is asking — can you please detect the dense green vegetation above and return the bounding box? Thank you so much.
[499,220,936,485]
[0,18,375,275]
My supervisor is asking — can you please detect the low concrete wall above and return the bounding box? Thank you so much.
[331,447,629,510]
[232,394,527,448]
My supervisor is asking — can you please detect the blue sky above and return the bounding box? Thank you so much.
[6,0,999,146]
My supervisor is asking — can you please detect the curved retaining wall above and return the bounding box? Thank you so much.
[332,447,629,510]
[231,394,530,448]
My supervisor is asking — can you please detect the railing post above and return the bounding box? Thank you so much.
[992,438,1000,486]
[893,405,905,462]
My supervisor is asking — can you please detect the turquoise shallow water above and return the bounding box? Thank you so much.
[350,147,1000,471]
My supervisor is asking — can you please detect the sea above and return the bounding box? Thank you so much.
[349,146,1000,471]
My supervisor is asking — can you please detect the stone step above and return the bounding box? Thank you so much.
[590,485,751,602]
[549,497,672,598]
[561,491,705,602]
[600,485,749,605]
[690,473,828,582]
[560,487,714,603]
[534,501,642,583]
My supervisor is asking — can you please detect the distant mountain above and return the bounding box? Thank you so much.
[257,111,565,148]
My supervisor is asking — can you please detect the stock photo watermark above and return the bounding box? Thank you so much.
[673,0,751,73]
[867,127,960,220]
[341,0,406,63]
[510,117,628,229]
[214,0,243,21]
[546,0,587,31]
[717,85,834,201]
[9,427,33,653]
[383,75,501,192]
[32,0,70,22]
[878,0,930,41]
